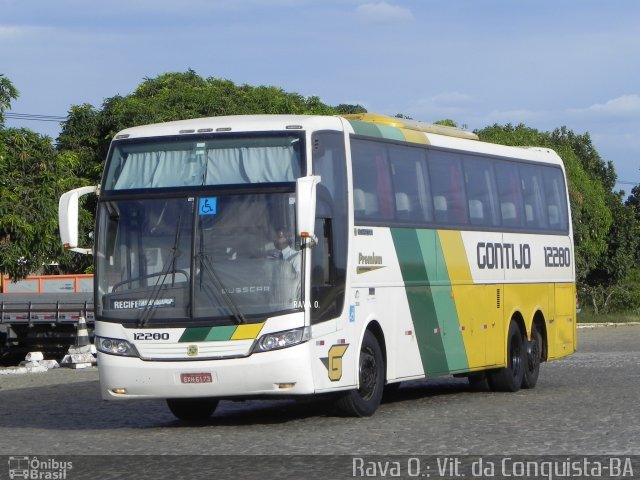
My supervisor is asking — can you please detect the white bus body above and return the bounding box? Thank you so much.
[59,114,576,419]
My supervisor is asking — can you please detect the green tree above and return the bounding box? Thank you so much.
[434,119,457,127]
[334,104,367,115]
[0,128,83,278]
[582,192,640,313]
[0,74,19,125]
[0,76,92,279]
[56,104,102,181]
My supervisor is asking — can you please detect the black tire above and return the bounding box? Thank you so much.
[522,325,543,389]
[167,398,219,422]
[335,330,384,417]
[488,321,525,392]
[467,373,490,392]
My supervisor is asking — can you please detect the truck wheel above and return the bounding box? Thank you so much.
[167,398,219,422]
[335,330,384,417]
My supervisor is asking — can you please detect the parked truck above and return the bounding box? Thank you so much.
[0,274,94,363]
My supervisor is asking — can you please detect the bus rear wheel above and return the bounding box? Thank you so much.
[522,325,543,389]
[167,398,219,422]
[488,321,525,392]
[335,330,384,417]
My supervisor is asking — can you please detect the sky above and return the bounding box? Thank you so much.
[2,0,640,191]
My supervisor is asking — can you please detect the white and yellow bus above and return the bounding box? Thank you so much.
[59,113,576,420]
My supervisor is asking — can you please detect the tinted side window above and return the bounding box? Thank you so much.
[311,132,348,323]
[389,144,432,223]
[349,136,568,234]
[352,139,394,223]
[495,162,525,228]
[463,157,499,227]
[428,151,468,225]
[543,167,569,232]
[520,164,548,230]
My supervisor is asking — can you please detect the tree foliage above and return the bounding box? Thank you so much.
[0,76,92,279]
[0,127,86,278]
[582,191,640,313]
[434,119,457,127]
[334,104,368,115]
[0,74,19,125]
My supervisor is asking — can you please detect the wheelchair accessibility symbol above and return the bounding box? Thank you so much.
[199,197,217,216]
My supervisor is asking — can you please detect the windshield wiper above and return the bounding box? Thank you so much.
[196,252,247,325]
[137,215,183,327]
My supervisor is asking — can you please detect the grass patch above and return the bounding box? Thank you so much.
[577,310,640,323]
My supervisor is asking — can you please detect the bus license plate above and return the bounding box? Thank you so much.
[180,373,213,384]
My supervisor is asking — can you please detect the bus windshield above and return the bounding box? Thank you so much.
[95,192,302,325]
[103,134,303,191]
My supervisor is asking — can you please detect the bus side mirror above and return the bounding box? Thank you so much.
[296,175,321,245]
[59,185,98,255]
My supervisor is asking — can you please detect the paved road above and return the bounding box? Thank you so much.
[0,325,638,477]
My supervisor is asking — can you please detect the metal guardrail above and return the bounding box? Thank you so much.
[0,293,94,326]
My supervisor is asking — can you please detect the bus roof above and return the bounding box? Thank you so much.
[341,113,480,141]
[342,113,564,167]
[112,115,345,140]
[112,114,564,168]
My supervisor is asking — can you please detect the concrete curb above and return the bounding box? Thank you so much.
[577,322,640,329]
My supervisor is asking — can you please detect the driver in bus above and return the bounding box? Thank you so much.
[267,227,301,274]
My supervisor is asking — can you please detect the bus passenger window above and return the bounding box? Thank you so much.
[463,157,499,227]
[501,202,516,223]
[352,188,379,216]
[388,144,429,224]
[520,164,547,230]
[434,195,448,223]
[395,192,412,220]
[495,162,524,228]
[351,139,393,223]
[354,188,366,218]
[543,167,569,232]
[468,199,484,222]
[428,151,468,226]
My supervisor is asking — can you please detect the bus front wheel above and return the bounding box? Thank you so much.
[488,321,525,392]
[335,330,384,417]
[167,398,219,422]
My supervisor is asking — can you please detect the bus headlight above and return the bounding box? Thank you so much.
[96,336,140,357]
[253,327,310,353]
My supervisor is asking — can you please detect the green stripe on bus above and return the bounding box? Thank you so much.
[376,124,406,142]
[347,119,407,143]
[391,228,448,375]
[206,325,237,341]
[179,325,237,342]
[179,324,264,343]
[179,327,211,342]
[347,119,382,138]
[431,232,469,372]
[391,228,470,374]
[415,229,439,282]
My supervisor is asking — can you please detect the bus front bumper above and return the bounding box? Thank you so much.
[98,342,315,400]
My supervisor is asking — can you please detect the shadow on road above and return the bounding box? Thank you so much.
[0,376,486,430]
